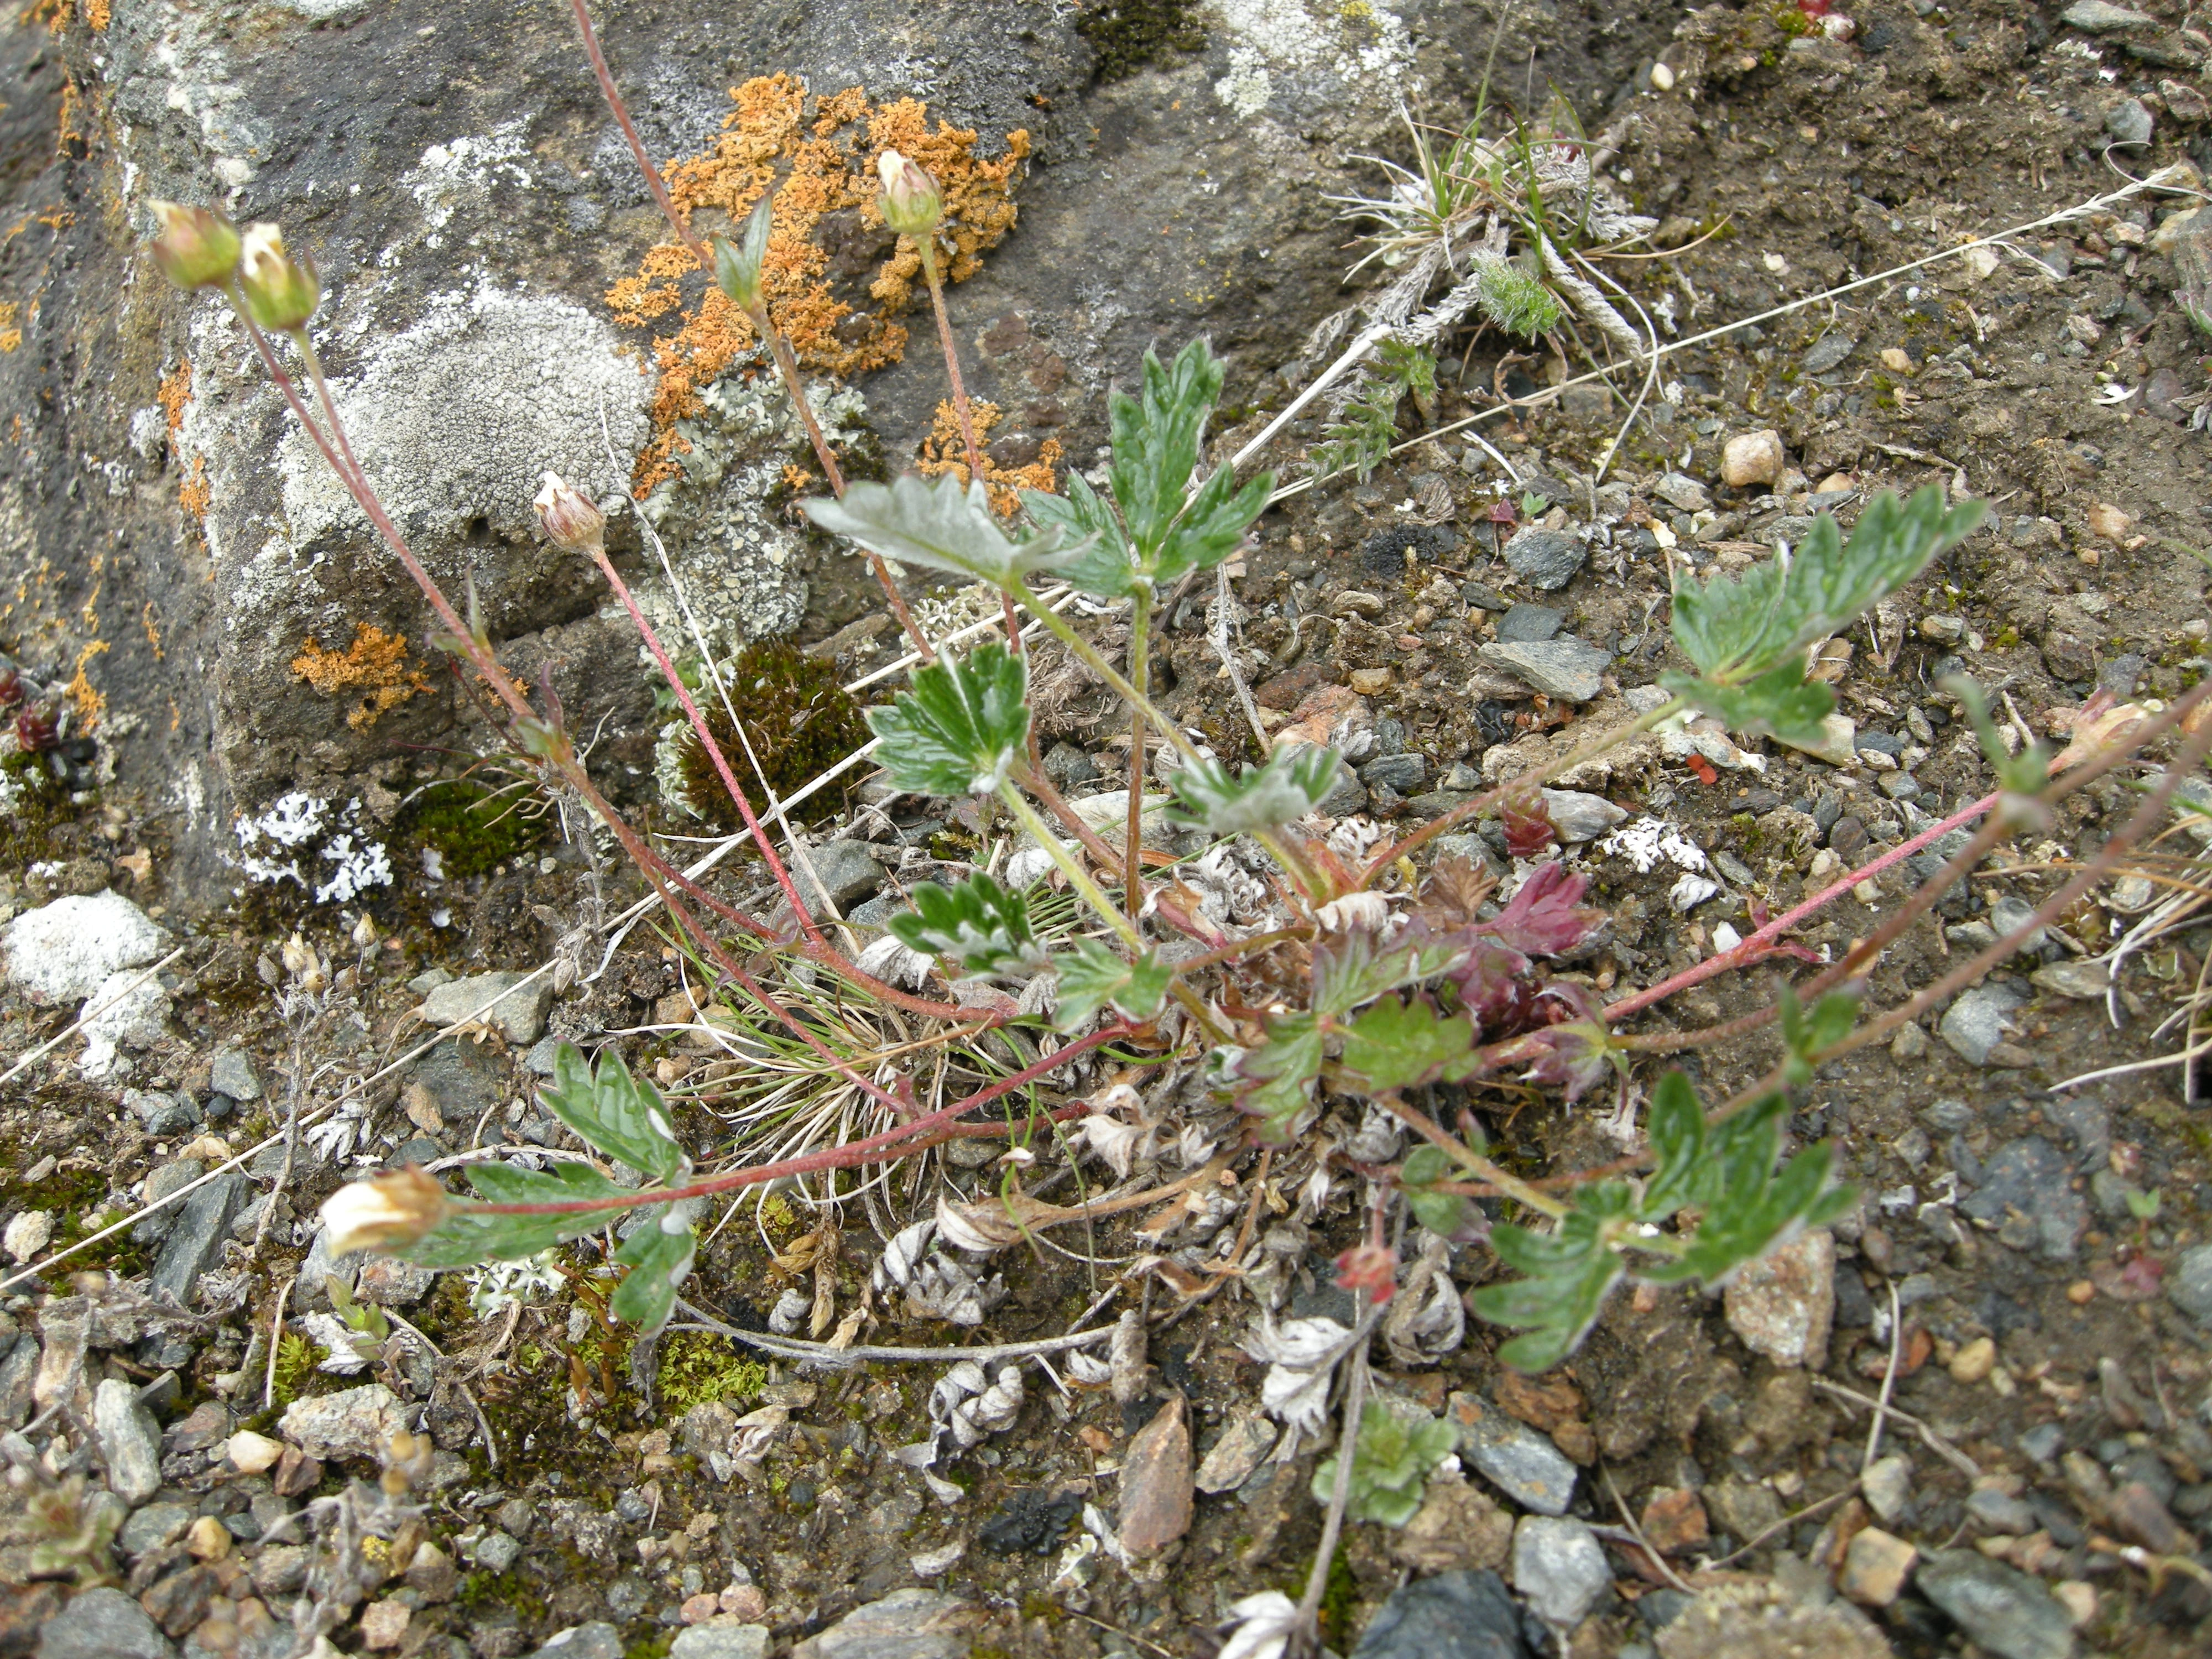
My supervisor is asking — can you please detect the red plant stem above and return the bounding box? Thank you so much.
[1604,787,2003,1023]
[582,542,828,952]
[566,0,711,268]
[917,240,1020,659]
[464,1021,1136,1215]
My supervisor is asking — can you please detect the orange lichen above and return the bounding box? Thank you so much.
[0,303,18,354]
[780,463,816,492]
[608,75,1029,495]
[177,455,209,519]
[64,639,107,729]
[290,623,430,730]
[916,399,1062,517]
[20,0,67,33]
[158,360,192,434]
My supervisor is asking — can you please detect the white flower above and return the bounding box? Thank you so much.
[317,1166,447,1256]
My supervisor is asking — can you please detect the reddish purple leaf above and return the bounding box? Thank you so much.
[1451,940,1538,1037]
[1477,862,1606,957]
[1500,787,1556,860]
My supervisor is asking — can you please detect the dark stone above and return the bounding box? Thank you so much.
[523,1626,620,1659]
[2099,653,2146,697]
[1854,729,1902,758]
[149,1174,244,1305]
[1361,524,1459,575]
[1828,816,1869,858]
[1959,1138,2088,1261]
[1916,1550,2078,1659]
[1811,792,1842,833]
[1501,528,1587,590]
[0,1583,67,1656]
[32,1588,176,1659]
[1351,1569,1528,1659]
[1461,583,1512,612]
[410,1037,506,1125]
[1359,753,1427,793]
[977,1489,1081,1556]
[1494,604,1563,644]
[1834,1271,1875,1329]
[136,1566,216,1639]
[1040,741,1099,788]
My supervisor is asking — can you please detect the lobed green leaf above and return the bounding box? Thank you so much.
[1471,1186,1634,1373]
[1660,661,1836,749]
[1215,1009,1324,1144]
[609,1202,698,1337]
[1164,745,1342,835]
[398,1160,634,1269]
[1331,994,1483,1094]
[541,1043,687,1184]
[1053,939,1173,1031]
[867,641,1031,797]
[889,873,1052,978]
[802,471,1083,588]
[1110,338,1224,560]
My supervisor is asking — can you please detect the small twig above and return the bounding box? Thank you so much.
[1208,564,1272,749]
[1296,1308,1371,1636]
[264,1277,294,1413]
[670,1300,1115,1367]
[1866,1281,1903,1474]
[1603,1463,1695,1595]
[1813,1377,1983,1480]
[1700,1488,1854,1569]
[460,1382,499,1470]
[0,946,188,1087]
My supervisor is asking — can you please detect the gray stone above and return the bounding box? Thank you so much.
[1360,753,1427,793]
[1511,1516,1610,1629]
[523,1035,564,1074]
[1960,1137,2087,1260]
[1939,983,2026,1066]
[1503,529,1585,591]
[2168,1243,2212,1326]
[1723,1229,1835,1369]
[418,970,555,1045]
[1542,788,1626,843]
[0,1328,41,1428]
[794,839,884,914]
[357,1255,437,1307]
[149,1173,245,1305]
[1478,638,1611,703]
[2106,97,2154,146]
[790,1589,975,1658]
[279,1383,407,1462]
[1966,1486,2039,1534]
[208,1047,262,1103]
[0,893,170,1006]
[670,1625,771,1659]
[529,1627,624,1659]
[117,1500,195,1558]
[1195,1409,1280,1495]
[1916,1550,2076,1659]
[2032,958,2109,999]
[34,1587,178,1659]
[471,1528,524,1573]
[1495,603,1563,643]
[131,1160,207,1244]
[1432,834,1507,879]
[92,1378,163,1505]
[1351,1568,1527,1659]
[1861,1454,1912,1523]
[298,1225,359,1306]
[1448,1393,1578,1515]
[1041,742,1099,789]
[123,1089,199,1137]
[1803,333,1858,373]
[2063,0,2156,28]
[1317,769,1368,818]
[1654,473,1712,513]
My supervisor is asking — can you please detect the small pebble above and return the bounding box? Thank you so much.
[2067,1280,2096,1305]
[1949,1337,1996,1385]
[2053,1580,2097,1626]
[227,1430,283,1474]
[186,1515,232,1561]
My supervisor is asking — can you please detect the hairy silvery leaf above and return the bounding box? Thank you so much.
[1241,1312,1351,1435]
[1023,474,1142,600]
[1669,485,1984,685]
[1660,659,1836,748]
[1165,747,1342,834]
[1053,939,1173,1031]
[803,471,1082,587]
[888,873,1051,977]
[867,640,1031,797]
[400,1159,633,1269]
[541,1042,686,1184]
[608,1200,698,1336]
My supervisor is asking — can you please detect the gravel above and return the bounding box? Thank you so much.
[91,1378,163,1506]
[528,1626,624,1659]
[1939,982,2027,1066]
[1449,1393,1578,1515]
[1502,529,1585,590]
[1494,604,1563,643]
[788,1590,974,1659]
[208,1047,263,1102]
[280,1383,408,1463]
[1960,1138,2088,1260]
[1477,638,1611,702]
[149,1173,246,1304]
[670,1625,771,1659]
[1511,1515,1610,1627]
[1915,1550,2078,1659]
[416,970,556,1044]
[2167,1243,2212,1326]
[33,1587,178,1659]
[1350,1568,1527,1659]
[0,891,170,1006]
[1722,1229,1835,1369]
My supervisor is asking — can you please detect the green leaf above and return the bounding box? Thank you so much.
[1053,939,1173,1031]
[1311,921,1475,1018]
[867,641,1031,797]
[1943,672,2049,797]
[1475,259,1562,339]
[541,1044,686,1184]
[1215,1009,1324,1144]
[1308,342,1436,486]
[610,1202,698,1337]
[1311,1401,1459,1526]
[1399,1142,1480,1238]
[803,471,1084,588]
[1152,462,1275,588]
[1110,338,1224,561]
[399,1160,635,1269]
[1331,994,1483,1093]
[888,873,1052,978]
[1470,1185,1634,1372]
[1776,985,1859,1088]
[1164,746,1341,834]
[1660,661,1835,748]
[1670,485,1984,685]
[1023,475,1142,601]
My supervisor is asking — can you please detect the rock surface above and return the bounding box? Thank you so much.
[91,1378,164,1505]
[280,1383,408,1462]
[417,970,556,1044]
[789,1590,976,1659]
[1449,1393,1578,1515]
[1722,1229,1835,1369]
[1653,1578,1892,1659]
[1510,1515,1610,1627]
[1350,1569,1527,1659]
[1502,528,1586,589]
[0,893,169,1005]
[1940,983,2027,1066]
[1478,638,1613,702]
[1916,1550,2077,1659]
[34,1587,178,1659]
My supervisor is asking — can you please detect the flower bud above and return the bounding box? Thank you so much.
[712,194,774,314]
[318,1165,449,1258]
[534,471,606,555]
[876,149,943,239]
[149,201,243,291]
[236,223,321,332]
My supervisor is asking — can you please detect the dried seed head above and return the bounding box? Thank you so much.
[318,1165,449,1258]
[534,471,606,555]
[712,194,774,314]
[149,201,243,291]
[236,223,321,332]
[875,149,943,239]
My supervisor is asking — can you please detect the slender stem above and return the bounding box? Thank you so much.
[1126,590,1153,912]
[1380,1094,1567,1218]
[1019,763,1130,876]
[1011,581,1201,763]
[1296,1307,1374,1634]
[582,540,828,952]
[920,241,986,484]
[995,782,1141,947]
[566,0,710,266]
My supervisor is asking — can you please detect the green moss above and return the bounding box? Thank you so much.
[0,750,80,868]
[655,1331,768,1414]
[396,778,547,880]
[271,1333,320,1405]
[676,642,870,832]
[1076,0,1206,80]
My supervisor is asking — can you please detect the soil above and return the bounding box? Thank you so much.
[6,3,2212,1658]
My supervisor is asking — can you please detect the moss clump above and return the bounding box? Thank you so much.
[270,1333,320,1405]
[655,1331,769,1414]
[1077,0,1207,80]
[395,778,547,880]
[675,643,870,831]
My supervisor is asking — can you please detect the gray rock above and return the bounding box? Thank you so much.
[1512,1516,1610,1629]
[2063,0,2155,28]
[1541,788,1626,843]
[1960,1138,2088,1261]
[1495,604,1563,643]
[1803,333,1858,373]
[1654,473,1712,513]
[523,1035,564,1074]
[208,1047,262,1103]
[91,1378,163,1506]
[418,970,555,1045]
[529,1627,624,1659]
[357,1255,437,1307]
[795,839,884,914]
[150,1173,245,1304]
[1966,1486,2040,1534]
[0,1335,35,1428]
[117,1500,194,1558]
[0,893,170,1006]
[1352,1568,1527,1659]
[789,1589,974,1658]
[1449,1393,1578,1515]
[1723,1229,1835,1369]
[1041,742,1099,789]
[1478,638,1611,703]
[280,1383,407,1462]
[670,1625,771,1659]
[2106,97,2154,145]
[1916,1550,2076,1659]
[122,1089,199,1138]
[2032,958,2108,999]
[1317,769,1369,818]
[1431,834,1507,879]
[2168,1243,2212,1326]
[1861,1454,1912,1522]
[131,1160,207,1244]
[1939,983,2026,1066]
[1360,753,1427,794]
[34,1587,178,1659]
[1503,529,1585,591]
[298,1225,359,1306]
[471,1529,524,1573]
